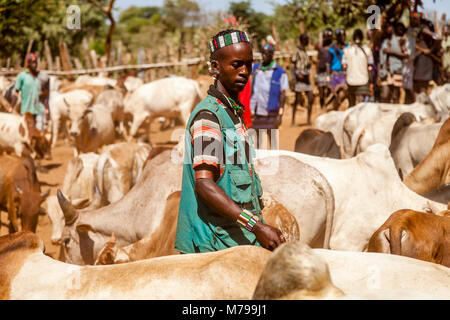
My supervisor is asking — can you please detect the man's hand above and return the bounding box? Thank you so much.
[253,221,286,251]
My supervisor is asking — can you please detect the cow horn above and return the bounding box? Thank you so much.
[41,189,51,199]
[57,189,79,225]
[14,184,23,195]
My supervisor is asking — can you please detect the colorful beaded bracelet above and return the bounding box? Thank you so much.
[237,209,259,232]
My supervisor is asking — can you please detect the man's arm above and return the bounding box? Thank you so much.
[195,168,285,251]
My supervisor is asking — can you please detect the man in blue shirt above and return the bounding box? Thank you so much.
[328,29,347,110]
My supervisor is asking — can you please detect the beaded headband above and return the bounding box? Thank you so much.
[209,31,250,54]
[262,43,275,51]
[26,53,37,61]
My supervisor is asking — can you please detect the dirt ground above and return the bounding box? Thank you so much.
[0,92,345,260]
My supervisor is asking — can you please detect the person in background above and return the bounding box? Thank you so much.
[380,21,406,103]
[443,24,450,84]
[291,33,314,125]
[315,28,333,109]
[10,53,49,131]
[250,41,289,149]
[413,19,441,95]
[402,11,422,104]
[342,29,374,108]
[329,28,347,110]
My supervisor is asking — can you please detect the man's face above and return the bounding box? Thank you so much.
[337,33,346,44]
[28,60,37,72]
[300,36,309,47]
[261,48,274,66]
[212,42,253,93]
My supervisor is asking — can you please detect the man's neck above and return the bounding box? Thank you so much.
[216,80,239,101]
[262,59,274,67]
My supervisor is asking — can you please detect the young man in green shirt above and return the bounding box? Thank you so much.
[10,53,49,131]
[175,29,285,254]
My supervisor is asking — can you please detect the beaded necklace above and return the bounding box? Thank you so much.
[261,60,275,71]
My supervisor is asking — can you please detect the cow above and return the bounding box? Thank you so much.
[94,192,300,265]
[423,183,450,205]
[95,89,126,137]
[67,102,115,155]
[124,76,202,145]
[0,155,49,232]
[294,128,341,159]
[49,89,93,147]
[367,209,450,267]
[57,150,335,265]
[48,143,150,245]
[389,113,442,178]
[95,142,151,204]
[0,112,52,160]
[403,140,450,196]
[314,93,446,158]
[256,144,447,252]
[429,83,450,116]
[59,84,112,101]
[74,75,117,87]
[0,231,270,300]
[2,232,449,299]
[253,241,450,300]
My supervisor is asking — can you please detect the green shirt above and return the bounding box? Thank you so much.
[14,70,45,115]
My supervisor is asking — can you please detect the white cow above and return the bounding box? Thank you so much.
[49,89,93,147]
[67,102,115,154]
[256,144,446,251]
[389,116,442,178]
[95,142,151,204]
[315,93,446,158]
[74,75,117,87]
[95,89,126,137]
[124,76,202,144]
[48,143,151,244]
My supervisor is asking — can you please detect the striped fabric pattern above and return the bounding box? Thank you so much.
[189,103,252,180]
[209,31,250,54]
[237,210,259,231]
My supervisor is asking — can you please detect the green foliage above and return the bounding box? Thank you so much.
[229,1,271,43]
[0,0,415,67]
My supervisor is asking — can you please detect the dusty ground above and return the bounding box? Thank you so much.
[0,92,345,260]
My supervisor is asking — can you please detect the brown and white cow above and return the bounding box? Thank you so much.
[368,209,450,267]
[0,231,270,300]
[0,112,52,160]
[403,140,450,196]
[0,155,49,232]
[94,192,300,265]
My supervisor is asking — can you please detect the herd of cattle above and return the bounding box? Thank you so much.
[0,73,449,300]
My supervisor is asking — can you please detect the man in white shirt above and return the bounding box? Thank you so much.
[342,29,374,107]
[250,43,289,149]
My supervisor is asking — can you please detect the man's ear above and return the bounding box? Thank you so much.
[210,59,220,73]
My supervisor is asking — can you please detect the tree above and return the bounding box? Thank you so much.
[86,0,116,66]
[229,1,271,43]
